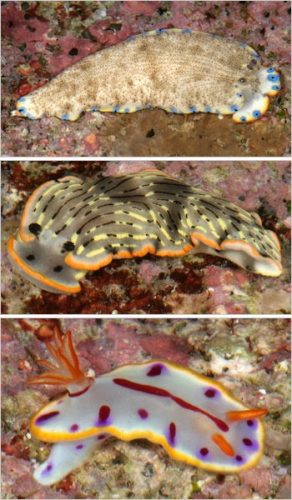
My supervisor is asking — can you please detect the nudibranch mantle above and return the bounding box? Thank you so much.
[8,170,282,294]
[29,330,267,485]
[12,29,280,123]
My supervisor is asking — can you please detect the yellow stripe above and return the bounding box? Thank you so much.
[111,243,136,248]
[132,234,154,241]
[218,218,227,231]
[92,233,109,241]
[206,221,220,239]
[160,227,172,240]
[149,209,157,223]
[86,247,106,258]
[77,245,85,256]
[37,212,45,225]
[116,210,148,223]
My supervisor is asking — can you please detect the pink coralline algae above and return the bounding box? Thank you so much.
[2,3,49,48]
[1,319,291,499]
[45,35,98,76]
[122,1,161,16]
[2,2,290,156]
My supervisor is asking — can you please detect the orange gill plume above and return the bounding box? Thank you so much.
[28,327,87,388]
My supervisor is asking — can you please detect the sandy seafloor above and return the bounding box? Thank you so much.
[1,318,291,499]
[1,160,291,314]
[1,1,291,157]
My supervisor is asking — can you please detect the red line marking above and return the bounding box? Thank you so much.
[69,384,91,398]
[113,378,229,432]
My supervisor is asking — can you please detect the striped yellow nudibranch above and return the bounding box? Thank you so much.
[29,329,268,485]
[8,170,282,294]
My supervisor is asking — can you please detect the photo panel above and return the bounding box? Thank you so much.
[1,1,290,157]
[2,160,290,315]
[1,318,290,498]
[1,1,291,499]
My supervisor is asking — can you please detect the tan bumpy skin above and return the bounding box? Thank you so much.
[12,29,281,123]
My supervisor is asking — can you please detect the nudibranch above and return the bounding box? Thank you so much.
[7,170,282,294]
[11,29,280,123]
[28,329,268,485]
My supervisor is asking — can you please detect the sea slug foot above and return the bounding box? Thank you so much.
[13,95,44,119]
[232,93,270,123]
[11,109,25,118]
[33,439,98,486]
[252,256,283,277]
[258,67,281,97]
[59,111,82,121]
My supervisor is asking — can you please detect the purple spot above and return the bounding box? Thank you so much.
[97,433,107,440]
[41,462,53,476]
[70,423,79,432]
[36,411,60,425]
[243,438,253,446]
[95,405,111,426]
[147,363,165,377]
[168,422,176,445]
[204,388,217,398]
[200,447,209,457]
[236,455,243,462]
[138,408,148,419]
[76,444,84,450]
[246,420,258,431]
[242,437,259,452]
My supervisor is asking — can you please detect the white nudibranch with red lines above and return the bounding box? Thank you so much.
[11,29,281,123]
[28,329,268,485]
[7,170,282,295]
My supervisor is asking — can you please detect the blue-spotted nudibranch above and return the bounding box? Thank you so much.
[7,170,282,294]
[28,329,268,485]
[11,29,281,123]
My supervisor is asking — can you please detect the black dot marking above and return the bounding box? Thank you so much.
[69,47,78,56]
[146,128,155,138]
[53,265,63,273]
[26,254,35,261]
[239,77,246,83]
[247,59,258,70]
[63,241,75,252]
[28,223,41,235]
